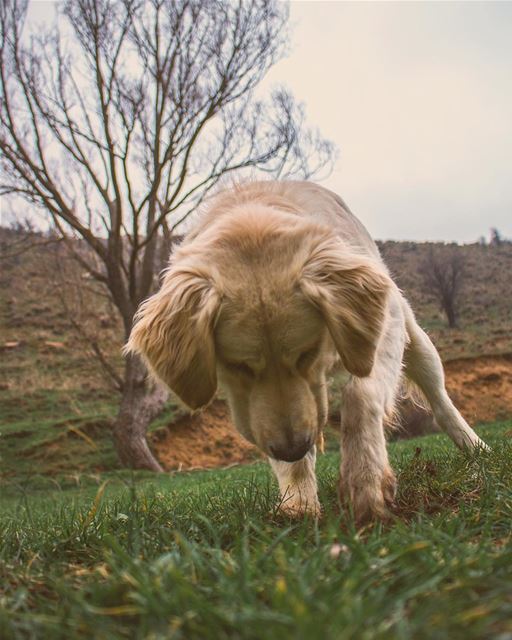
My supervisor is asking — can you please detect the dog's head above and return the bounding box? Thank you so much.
[126,211,391,462]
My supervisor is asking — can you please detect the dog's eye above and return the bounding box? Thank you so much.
[225,361,254,377]
[297,346,318,369]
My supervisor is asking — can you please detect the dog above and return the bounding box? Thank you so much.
[126,181,486,521]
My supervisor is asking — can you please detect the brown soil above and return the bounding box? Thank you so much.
[152,354,512,471]
[444,353,512,424]
[151,400,260,472]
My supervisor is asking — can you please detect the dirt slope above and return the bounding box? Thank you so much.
[152,401,260,471]
[444,354,512,424]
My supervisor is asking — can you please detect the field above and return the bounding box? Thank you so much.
[1,230,511,638]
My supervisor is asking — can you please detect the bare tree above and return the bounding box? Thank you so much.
[420,246,466,329]
[490,227,503,247]
[0,0,335,470]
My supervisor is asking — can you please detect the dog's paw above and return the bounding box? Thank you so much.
[339,466,396,524]
[277,496,322,519]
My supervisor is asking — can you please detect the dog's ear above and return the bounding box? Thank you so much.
[125,267,220,409]
[300,237,391,377]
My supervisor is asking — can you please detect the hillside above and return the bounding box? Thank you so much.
[378,240,512,360]
[1,228,511,477]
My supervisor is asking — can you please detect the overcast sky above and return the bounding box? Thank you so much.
[264,1,512,242]
[23,0,512,242]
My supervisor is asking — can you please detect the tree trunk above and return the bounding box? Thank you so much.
[113,355,168,471]
[443,299,457,328]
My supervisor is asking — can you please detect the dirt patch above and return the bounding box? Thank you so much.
[151,401,260,472]
[445,353,512,423]
[152,355,512,471]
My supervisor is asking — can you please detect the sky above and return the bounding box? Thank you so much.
[262,1,512,242]
[14,1,512,242]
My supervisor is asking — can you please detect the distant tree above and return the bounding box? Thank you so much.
[420,246,466,329]
[490,228,503,247]
[0,0,336,470]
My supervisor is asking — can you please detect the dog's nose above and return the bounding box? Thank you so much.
[269,435,313,462]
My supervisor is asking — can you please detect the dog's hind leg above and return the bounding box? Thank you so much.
[269,446,320,518]
[403,304,487,450]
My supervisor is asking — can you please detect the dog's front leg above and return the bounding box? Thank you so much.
[338,299,407,523]
[339,377,397,523]
[269,446,320,518]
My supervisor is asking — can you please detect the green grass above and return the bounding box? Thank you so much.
[0,388,183,480]
[0,389,120,478]
[1,422,511,639]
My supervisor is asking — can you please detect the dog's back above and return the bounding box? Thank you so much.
[192,180,381,262]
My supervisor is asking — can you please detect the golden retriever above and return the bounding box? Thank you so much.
[126,181,486,521]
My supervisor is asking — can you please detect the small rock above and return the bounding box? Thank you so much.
[329,543,350,559]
